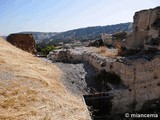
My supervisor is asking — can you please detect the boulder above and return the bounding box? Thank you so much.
[124,6,160,50]
[112,31,127,41]
[47,49,70,62]
[101,33,113,47]
[112,32,127,53]
[88,32,127,48]
[7,34,37,54]
[87,39,104,47]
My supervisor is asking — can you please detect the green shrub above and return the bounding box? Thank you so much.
[42,45,57,54]
[36,44,57,55]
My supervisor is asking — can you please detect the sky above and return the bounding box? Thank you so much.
[0,0,159,35]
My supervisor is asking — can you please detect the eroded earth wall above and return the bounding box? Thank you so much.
[7,34,37,54]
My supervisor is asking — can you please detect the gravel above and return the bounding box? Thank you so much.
[55,62,97,96]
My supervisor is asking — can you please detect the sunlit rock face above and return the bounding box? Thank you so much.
[124,6,160,50]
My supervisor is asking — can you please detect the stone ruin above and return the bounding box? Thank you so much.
[7,34,37,54]
[90,6,160,54]
[47,6,160,119]
[87,32,127,48]
[123,6,160,50]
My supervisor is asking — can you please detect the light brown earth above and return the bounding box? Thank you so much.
[0,37,90,120]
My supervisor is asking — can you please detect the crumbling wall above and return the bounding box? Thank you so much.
[7,34,37,54]
[124,6,160,50]
[111,56,160,113]
[47,6,160,114]
[48,48,160,113]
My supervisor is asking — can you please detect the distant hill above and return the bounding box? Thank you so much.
[13,22,132,45]
[46,22,132,44]
[19,32,59,43]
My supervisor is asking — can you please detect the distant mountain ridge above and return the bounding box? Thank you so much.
[46,22,132,44]
[19,32,59,43]
[14,22,132,44]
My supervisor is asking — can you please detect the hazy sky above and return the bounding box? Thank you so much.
[0,0,159,35]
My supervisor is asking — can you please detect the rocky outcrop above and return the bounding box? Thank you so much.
[87,39,104,47]
[124,6,160,50]
[101,33,113,47]
[48,47,160,114]
[88,32,127,49]
[112,31,127,41]
[7,34,37,54]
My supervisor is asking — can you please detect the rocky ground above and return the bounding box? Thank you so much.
[54,62,97,97]
[42,58,98,97]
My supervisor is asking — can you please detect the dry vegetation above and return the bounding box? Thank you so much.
[0,37,89,120]
[96,46,118,57]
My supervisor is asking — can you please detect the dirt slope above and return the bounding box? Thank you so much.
[0,37,89,120]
